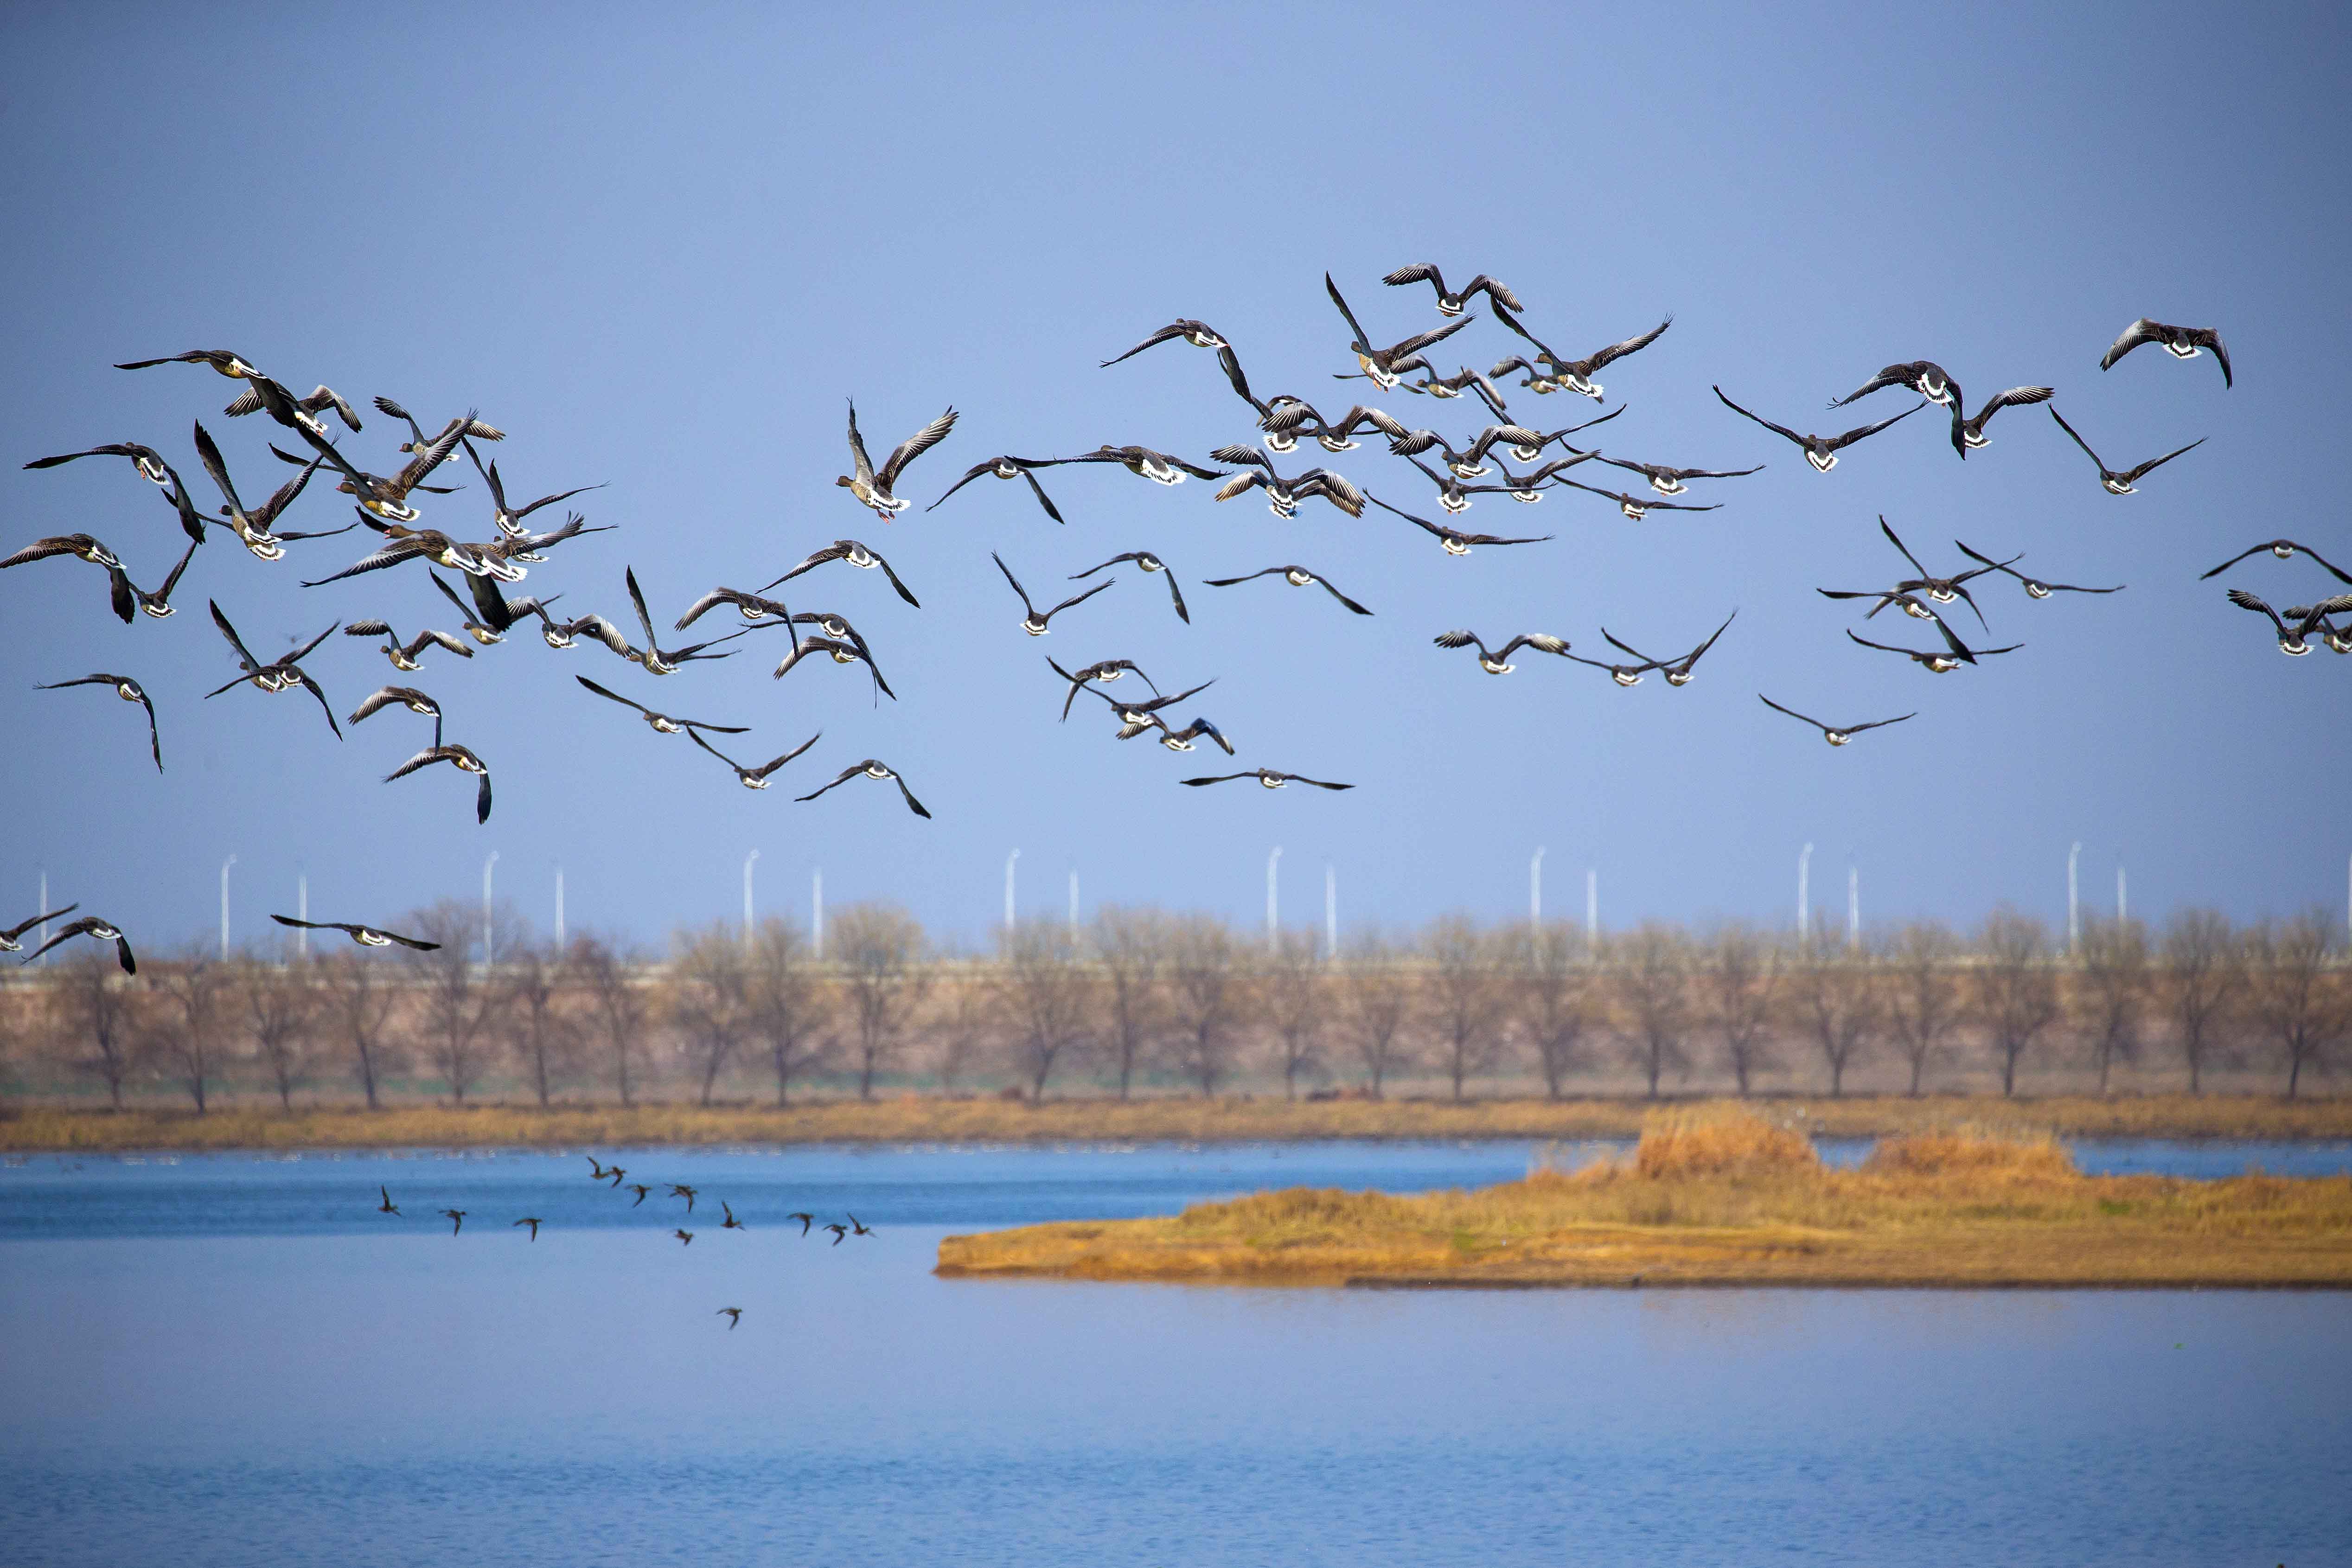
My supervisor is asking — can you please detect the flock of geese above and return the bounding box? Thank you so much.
[373,1154,877,1329]
[5,272,2339,972]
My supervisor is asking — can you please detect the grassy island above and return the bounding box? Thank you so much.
[934,1108,2352,1290]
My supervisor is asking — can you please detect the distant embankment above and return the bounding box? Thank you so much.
[935,1108,2352,1290]
[4,1093,2351,1154]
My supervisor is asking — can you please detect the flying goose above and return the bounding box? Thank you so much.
[1120,712,1235,754]
[760,539,921,607]
[1207,448,1366,517]
[1383,422,1547,478]
[628,1184,652,1206]
[718,1307,742,1328]
[378,1186,400,1215]
[1100,319,1230,365]
[1563,650,1662,686]
[1600,610,1737,686]
[224,375,363,439]
[1553,475,1723,521]
[623,568,749,672]
[115,348,263,379]
[1045,656,1163,720]
[1323,271,1474,389]
[2048,408,2204,495]
[1180,768,1352,791]
[439,1209,467,1235]
[2226,589,2352,656]
[1382,263,1523,316]
[848,1215,873,1236]
[532,605,638,656]
[1829,360,1959,411]
[576,675,749,737]
[1713,386,1927,472]
[2101,318,2231,387]
[1955,542,2124,601]
[773,631,895,701]
[1491,306,1671,399]
[1073,443,1228,486]
[105,537,200,623]
[2198,541,2352,585]
[689,728,823,789]
[348,685,445,746]
[1070,552,1189,622]
[1498,408,1627,460]
[294,413,472,521]
[459,441,601,538]
[838,401,957,519]
[384,744,493,823]
[1954,385,2054,450]
[1758,693,1915,747]
[345,617,474,672]
[430,571,517,645]
[1366,493,1551,554]
[20,915,136,973]
[270,914,440,950]
[0,904,78,955]
[1846,625,2019,672]
[1864,517,2006,629]
[927,454,1075,523]
[787,1211,815,1235]
[674,586,795,628]
[1405,362,1509,413]
[476,511,611,570]
[1082,676,1217,728]
[796,759,932,818]
[24,442,213,546]
[3,532,121,572]
[450,569,560,636]
[1201,564,1373,616]
[1256,400,1410,454]
[514,1217,543,1241]
[1403,453,1581,513]
[721,1202,745,1230]
[202,603,343,736]
[1432,629,1571,674]
[300,515,517,587]
[825,1222,849,1244]
[994,552,1112,635]
[372,397,503,459]
[37,673,162,770]
[668,1184,698,1212]
[1593,454,1764,496]
[196,427,336,558]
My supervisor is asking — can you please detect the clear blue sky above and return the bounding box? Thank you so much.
[3,2,2346,950]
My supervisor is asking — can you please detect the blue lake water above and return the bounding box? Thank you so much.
[3,1140,2348,1566]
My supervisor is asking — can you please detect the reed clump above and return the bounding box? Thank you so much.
[937,1107,2352,1289]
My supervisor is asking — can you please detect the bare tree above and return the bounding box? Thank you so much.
[1257,929,1327,1099]
[831,903,930,1101]
[1611,922,1690,1099]
[994,920,1097,1102]
[1703,922,1781,1096]
[52,951,139,1108]
[1423,915,1509,1101]
[500,941,576,1107]
[2074,915,2147,1095]
[571,934,649,1106]
[1510,921,1596,1100]
[1091,906,1166,1100]
[2161,909,2242,1094]
[1166,913,1243,1096]
[1790,942,1878,1097]
[1885,920,1961,1096]
[148,945,232,1113]
[671,922,753,1105]
[407,901,504,1105]
[926,960,991,1095]
[2244,910,2349,1099]
[239,957,319,1110]
[747,916,830,1105]
[1336,929,1413,1097]
[318,950,401,1109]
[1973,909,2060,1097]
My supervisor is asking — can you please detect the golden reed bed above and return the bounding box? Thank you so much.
[4,1093,2352,1154]
[933,1109,2352,1290]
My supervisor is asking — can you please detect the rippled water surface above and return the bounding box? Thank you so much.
[4,1141,2347,1566]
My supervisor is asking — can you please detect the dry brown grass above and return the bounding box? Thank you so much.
[0,1090,2348,1153]
[935,1107,2352,1289]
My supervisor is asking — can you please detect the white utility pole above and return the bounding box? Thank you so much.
[1585,869,1598,949]
[1266,846,1283,946]
[482,851,499,967]
[1003,849,1021,932]
[743,849,761,947]
[1324,865,1337,960]
[2067,841,2082,954]
[2117,864,2127,925]
[812,869,824,959]
[1796,843,1814,949]
[219,855,237,961]
[1530,846,1547,926]
[1067,870,1079,937]
[37,872,48,964]
[555,868,566,947]
[296,871,308,961]
[1847,865,1860,948]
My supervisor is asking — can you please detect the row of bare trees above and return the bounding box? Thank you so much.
[1,903,2345,1109]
